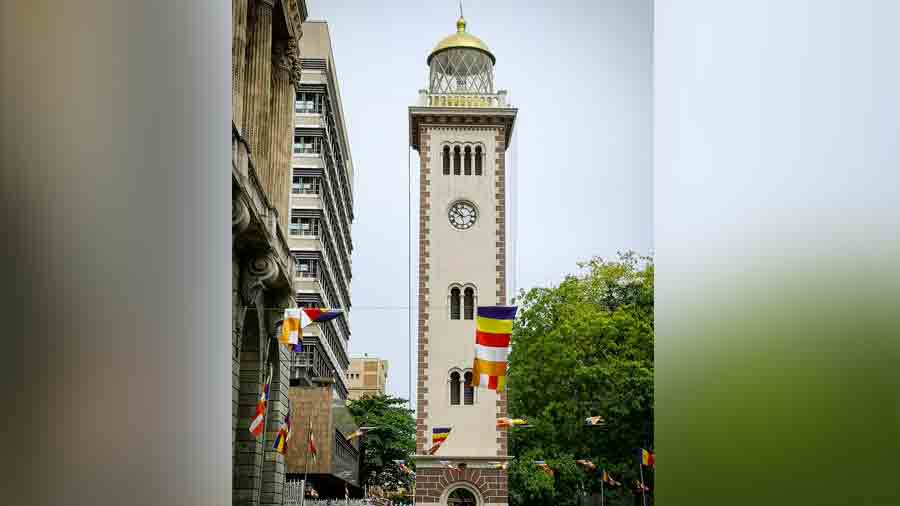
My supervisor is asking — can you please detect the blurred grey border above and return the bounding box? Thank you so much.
[0,1,229,505]
[656,1,899,505]
[1,1,898,506]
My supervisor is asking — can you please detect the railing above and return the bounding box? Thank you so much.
[332,429,360,485]
[418,89,510,108]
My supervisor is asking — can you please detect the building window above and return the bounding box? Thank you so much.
[443,146,451,175]
[475,146,483,175]
[450,371,461,406]
[464,146,472,175]
[290,216,319,237]
[295,92,321,114]
[293,175,319,195]
[463,371,474,405]
[295,258,317,278]
[453,146,461,175]
[464,287,475,320]
[450,287,461,320]
[447,488,477,506]
[293,136,321,154]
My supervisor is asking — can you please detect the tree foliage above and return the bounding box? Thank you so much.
[507,252,654,506]
[346,394,416,500]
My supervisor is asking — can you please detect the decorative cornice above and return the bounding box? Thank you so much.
[409,107,517,152]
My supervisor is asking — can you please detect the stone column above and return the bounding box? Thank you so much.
[265,38,299,232]
[235,254,279,506]
[242,0,275,176]
[232,0,248,132]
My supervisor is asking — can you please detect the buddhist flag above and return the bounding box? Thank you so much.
[279,308,303,346]
[637,448,655,467]
[585,415,606,426]
[533,461,554,477]
[602,469,621,487]
[496,417,528,428]
[394,460,414,475]
[346,426,372,441]
[282,308,343,352]
[576,459,596,471]
[488,461,508,470]
[272,407,292,454]
[429,426,452,454]
[308,420,318,462]
[302,307,342,326]
[249,369,271,439]
[472,306,517,390]
[439,460,458,470]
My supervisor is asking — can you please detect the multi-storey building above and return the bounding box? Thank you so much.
[283,20,360,499]
[285,20,353,400]
[232,1,308,506]
[410,15,518,506]
[347,355,390,400]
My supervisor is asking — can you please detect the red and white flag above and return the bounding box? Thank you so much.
[248,368,271,439]
[308,425,318,462]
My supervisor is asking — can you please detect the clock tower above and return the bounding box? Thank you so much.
[410,14,517,506]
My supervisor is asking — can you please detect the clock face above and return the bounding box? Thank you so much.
[448,201,477,230]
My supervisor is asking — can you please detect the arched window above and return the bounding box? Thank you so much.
[474,146,483,175]
[450,287,461,320]
[450,371,461,405]
[463,287,475,320]
[448,488,477,506]
[453,146,461,175]
[463,371,474,405]
[464,146,472,175]
[442,146,450,175]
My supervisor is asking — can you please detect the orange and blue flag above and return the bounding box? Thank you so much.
[472,306,517,390]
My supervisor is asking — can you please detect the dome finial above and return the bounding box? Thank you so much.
[457,0,466,32]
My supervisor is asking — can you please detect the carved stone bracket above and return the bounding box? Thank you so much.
[287,38,302,91]
[240,253,279,307]
[272,39,292,74]
[232,195,252,237]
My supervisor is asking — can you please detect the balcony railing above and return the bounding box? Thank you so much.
[332,429,360,486]
[417,89,510,108]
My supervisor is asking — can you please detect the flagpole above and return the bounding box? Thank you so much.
[600,472,604,506]
[255,362,272,506]
[301,414,311,506]
[639,463,647,506]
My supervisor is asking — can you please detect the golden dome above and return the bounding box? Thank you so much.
[427,16,495,65]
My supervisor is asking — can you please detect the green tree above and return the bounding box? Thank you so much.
[507,252,654,506]
[346,394,416,501]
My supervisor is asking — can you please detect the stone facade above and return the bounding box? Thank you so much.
[233,1,309,506]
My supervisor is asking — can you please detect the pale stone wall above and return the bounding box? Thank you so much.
[422,125,502,458]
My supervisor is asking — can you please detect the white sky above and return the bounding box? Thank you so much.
[307,0,653,401]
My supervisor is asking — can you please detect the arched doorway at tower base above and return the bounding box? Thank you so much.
[440,482,483,506]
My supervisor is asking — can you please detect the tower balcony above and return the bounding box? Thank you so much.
[417,89,511,109]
